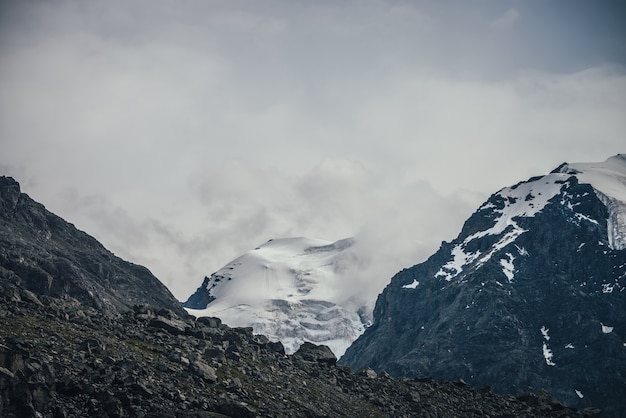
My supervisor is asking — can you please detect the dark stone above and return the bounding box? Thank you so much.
[0,367,14,380]
[196,317,222,328]
[182,276,216,309]
[215,400,256,418]
[148,317,188,335]
[0,176,187,316]
[267,341,286,355]
[294,342,337,365]
[132,382,153,397]
[80,338,106,355]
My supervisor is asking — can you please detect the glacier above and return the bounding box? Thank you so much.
[184,237,371,356]
[559,154,626,250]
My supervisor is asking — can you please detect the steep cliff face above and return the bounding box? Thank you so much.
[340,156,626,415]
[0,176,186,316]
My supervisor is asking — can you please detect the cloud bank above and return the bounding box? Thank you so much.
[0,0,625,302]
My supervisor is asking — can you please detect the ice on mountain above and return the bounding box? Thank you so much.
[602,283,615,294]
[601,323,614,334]
[543,342,556,366]
[402,279,420,289]
[573,213,599,225]
[479,201,497,211]
[185,237,370,357]
[595,190,626,250]
[515,245,529,256]
[540,326,556,366]
[566,155,626,250]
[500,253,515,282]
[435,245,481,281]
[540,326,550,341]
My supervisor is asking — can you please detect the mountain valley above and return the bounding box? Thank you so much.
[2,153,624,416]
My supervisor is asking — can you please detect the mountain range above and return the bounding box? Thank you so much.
[181,155,626,415]
[0,174,594,417]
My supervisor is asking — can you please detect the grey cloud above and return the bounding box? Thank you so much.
[1,0,625,302]
[490,8,520,30]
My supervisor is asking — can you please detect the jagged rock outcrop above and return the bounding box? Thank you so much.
[182,276,215,310]
[0,176,185,316]
[340,157,626,416]
[0,283,601,417]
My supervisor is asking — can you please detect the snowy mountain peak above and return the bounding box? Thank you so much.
[434,155,626,283]
[342,156,626,414]
[184,236,369,357]
[559,155,626,249]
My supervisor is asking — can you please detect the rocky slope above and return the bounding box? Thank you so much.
[0,176,185,316]
[184,237,370,357]
[0,174,602,417]
[340,156,626,416]
[0,283,601,417]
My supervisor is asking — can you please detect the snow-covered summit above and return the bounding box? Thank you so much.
[557,154,626,249]
[184,237,370,357]
[433,155,626,283]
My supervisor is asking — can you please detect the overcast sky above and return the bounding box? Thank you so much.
[1,0,625,302]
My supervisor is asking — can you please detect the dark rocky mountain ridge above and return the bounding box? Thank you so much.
[0,175,602,417]
[340,157,626,416]
[0,176,186,316]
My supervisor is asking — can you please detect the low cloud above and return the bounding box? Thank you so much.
[1,1,625,303]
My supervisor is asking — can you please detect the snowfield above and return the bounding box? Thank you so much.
[185,237,370,356]
[565,155,626,250]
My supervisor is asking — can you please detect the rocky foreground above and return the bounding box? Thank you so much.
[0,283,601,418]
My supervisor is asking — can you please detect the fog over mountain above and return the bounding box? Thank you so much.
[1,1,625,301]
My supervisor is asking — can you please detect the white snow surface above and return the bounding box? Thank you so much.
[543,342,556,366]
[500,253,515,282]
[563,155,626,250]
[601,323,614,334]
[402,279,420,289]
[541,326,550,341]
[185,237,370,357]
